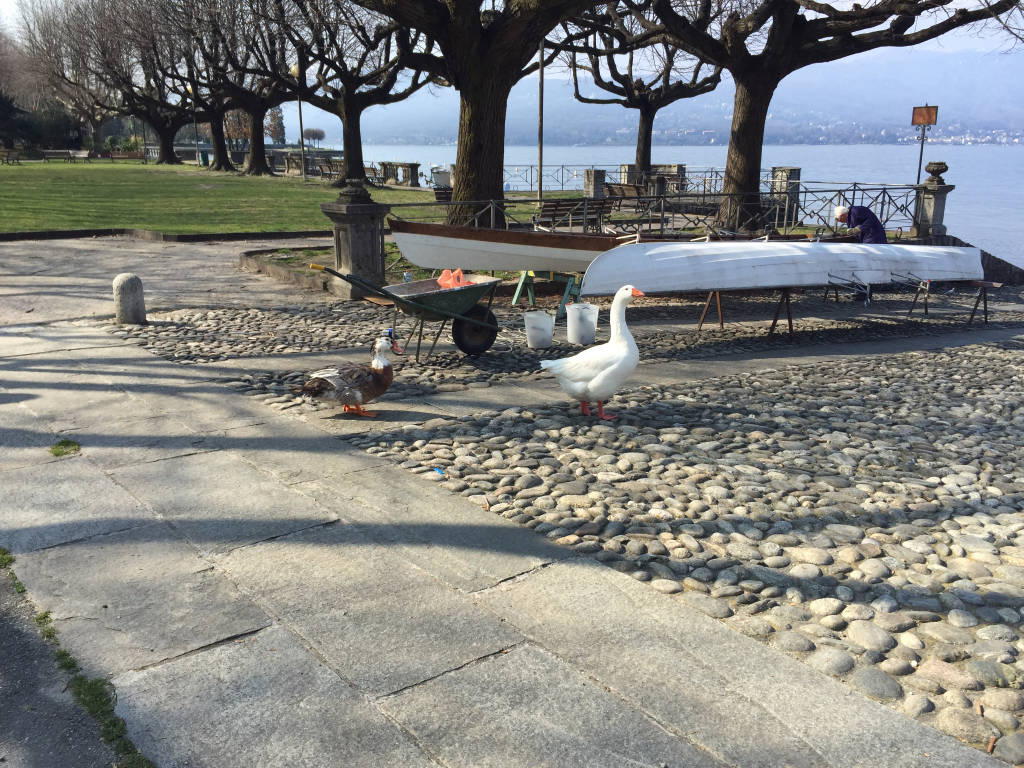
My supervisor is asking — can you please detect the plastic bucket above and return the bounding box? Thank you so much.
[523,310,554,349]
[566,302,598,345]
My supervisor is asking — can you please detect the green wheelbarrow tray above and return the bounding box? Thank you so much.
[310,264,502,361]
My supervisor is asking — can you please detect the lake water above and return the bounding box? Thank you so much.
[363,143,1024,265]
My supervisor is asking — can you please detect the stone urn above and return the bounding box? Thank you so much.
[924,161,948,185]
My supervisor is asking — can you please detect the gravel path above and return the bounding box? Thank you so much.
[104,286,1024,764]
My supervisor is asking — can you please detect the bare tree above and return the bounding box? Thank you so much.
[168,0,291,174]
[563,3,721,179]
[18,0,119,147]
[649,0,1024,229]
[348,0,606,212]
[273,0,437,185]
[68,0,195,163]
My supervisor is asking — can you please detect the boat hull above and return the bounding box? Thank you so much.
[581,240,984,295]
[389,219,617,273]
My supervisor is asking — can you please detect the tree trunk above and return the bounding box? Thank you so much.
[207,112,235,172]
[333,100,366,187]
[87,116,104,150]
[450,79,513,226]
[634,104,656,179]
[241,105,273,175]
[153,122,181,164]
[719,73,777,231]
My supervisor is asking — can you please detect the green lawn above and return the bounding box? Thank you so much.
[0,163,444,234]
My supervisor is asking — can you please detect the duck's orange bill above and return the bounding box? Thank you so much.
[631,288,645,297]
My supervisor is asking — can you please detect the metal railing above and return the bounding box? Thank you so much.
[388,181,920,238]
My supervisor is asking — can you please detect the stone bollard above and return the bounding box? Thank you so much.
[112,273,146,324]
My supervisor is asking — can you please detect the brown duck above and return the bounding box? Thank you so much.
[298,332,402,417]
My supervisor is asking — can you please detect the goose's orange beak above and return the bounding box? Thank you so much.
[631,288,645,297]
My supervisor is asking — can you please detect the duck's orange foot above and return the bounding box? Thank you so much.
[343,404,378,418]
[579,401,592,417]
[596,402,616,421]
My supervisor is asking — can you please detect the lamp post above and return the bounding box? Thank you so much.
[186,84,201,167]
[289,63,307,183]
[911,104,938,185]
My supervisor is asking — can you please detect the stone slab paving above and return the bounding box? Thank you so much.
[1,454,156,554]
[0,396,62,473]
[13,523,270,678]
[110,450,339,555]
[306,466,573,593]
[379,643,727,768]
[217,523,524,695]
[113,624,436,768]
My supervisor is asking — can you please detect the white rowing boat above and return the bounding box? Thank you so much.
[580,240,984,295]
[389,219,623,273]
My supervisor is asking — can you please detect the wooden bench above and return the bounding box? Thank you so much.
[532,197,616,233]
[433,186,453,202]
[603,182,646,208]
[70,150,91,162]
[42,149,72,162]
[0,149,20,165]
[317,160,339,180]
[364,164,384,185]
[108,151,146,162]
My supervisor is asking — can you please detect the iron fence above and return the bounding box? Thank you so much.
[388,181,920,238]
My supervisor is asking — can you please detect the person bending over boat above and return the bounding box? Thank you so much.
[834,205,887,244]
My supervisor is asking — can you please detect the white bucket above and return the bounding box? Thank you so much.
[523,310,554,349]
[566,302,598,345]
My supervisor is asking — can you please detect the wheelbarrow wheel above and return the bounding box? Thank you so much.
[452,304,498,356]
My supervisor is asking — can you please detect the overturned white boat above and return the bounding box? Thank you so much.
[389,219,626,273]
[581,240,984,295]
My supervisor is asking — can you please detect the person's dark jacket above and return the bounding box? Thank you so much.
[848,205,887,244]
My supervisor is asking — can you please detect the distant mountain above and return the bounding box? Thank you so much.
[349,48,1023,146]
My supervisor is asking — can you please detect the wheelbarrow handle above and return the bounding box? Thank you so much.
[309,264,392,300]
[309,263,499,331]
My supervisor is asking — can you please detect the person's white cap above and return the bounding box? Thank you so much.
[834,205,849,220]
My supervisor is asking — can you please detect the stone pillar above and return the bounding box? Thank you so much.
[399,162,421,187]
[380,161,398,185]
[112,273,146,324]
[913,161,954,238]
[583,169,606,198]
[619,164,639,184]
[320,180,391,300]
[771,166,802,227]
[649,175,667,196]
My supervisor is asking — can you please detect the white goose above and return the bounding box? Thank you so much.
[540,284,643,420]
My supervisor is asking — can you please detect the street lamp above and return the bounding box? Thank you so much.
[186,84,201,167]
[912,104,938,185]
[289,63,307,182]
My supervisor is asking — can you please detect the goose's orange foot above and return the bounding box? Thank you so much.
[343,404,378,418]
[596,402,616,421]
[579,401,592,417]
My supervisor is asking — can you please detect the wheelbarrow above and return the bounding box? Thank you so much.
[309,264,501,361]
